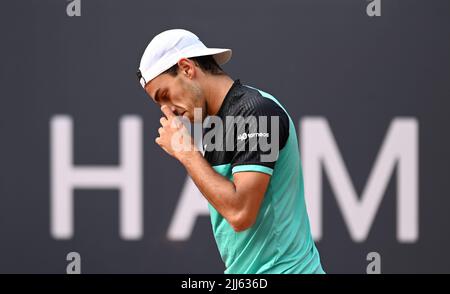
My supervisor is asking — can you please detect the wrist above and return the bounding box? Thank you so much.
[176,145,201,164]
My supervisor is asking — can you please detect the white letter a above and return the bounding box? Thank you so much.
[66,0,81,17]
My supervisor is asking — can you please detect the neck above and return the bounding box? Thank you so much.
[203,74,235,116]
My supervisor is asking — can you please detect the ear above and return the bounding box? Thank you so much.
[177,58,195,79]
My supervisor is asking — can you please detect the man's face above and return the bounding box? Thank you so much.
[145,71,206,123]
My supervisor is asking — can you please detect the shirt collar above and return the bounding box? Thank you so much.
[216,79,242,118]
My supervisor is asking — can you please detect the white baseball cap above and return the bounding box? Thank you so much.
[137,29,232,88]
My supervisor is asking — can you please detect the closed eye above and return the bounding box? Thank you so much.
[160,90,170,102]
[153,88,168,104]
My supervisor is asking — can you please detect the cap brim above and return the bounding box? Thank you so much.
[186,48,232,65]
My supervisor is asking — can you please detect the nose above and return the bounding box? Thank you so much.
[159,102,179,114]
[159,101,173,109]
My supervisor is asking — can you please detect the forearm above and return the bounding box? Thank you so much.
[177,150,243,224]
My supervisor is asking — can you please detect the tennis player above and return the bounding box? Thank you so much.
[137,29,324,274]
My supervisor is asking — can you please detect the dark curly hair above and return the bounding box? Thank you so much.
[162,55,225,76]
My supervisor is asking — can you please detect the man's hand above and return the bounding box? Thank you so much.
[155,105,197,159]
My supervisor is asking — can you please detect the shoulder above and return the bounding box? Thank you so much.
[227,84,291,150]
[229,84,288,121]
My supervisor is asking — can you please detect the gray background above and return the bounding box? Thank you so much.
[0,0,449,273]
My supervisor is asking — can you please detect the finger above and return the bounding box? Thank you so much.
[158,127,164,135]
[155,137,169,153]
[170,117,182,129]
[160,117,168,126]
[161,105,176,119]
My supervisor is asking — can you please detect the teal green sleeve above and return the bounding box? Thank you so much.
[231,164,273,176]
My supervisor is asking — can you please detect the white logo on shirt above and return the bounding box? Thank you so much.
[237,132,269,142]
